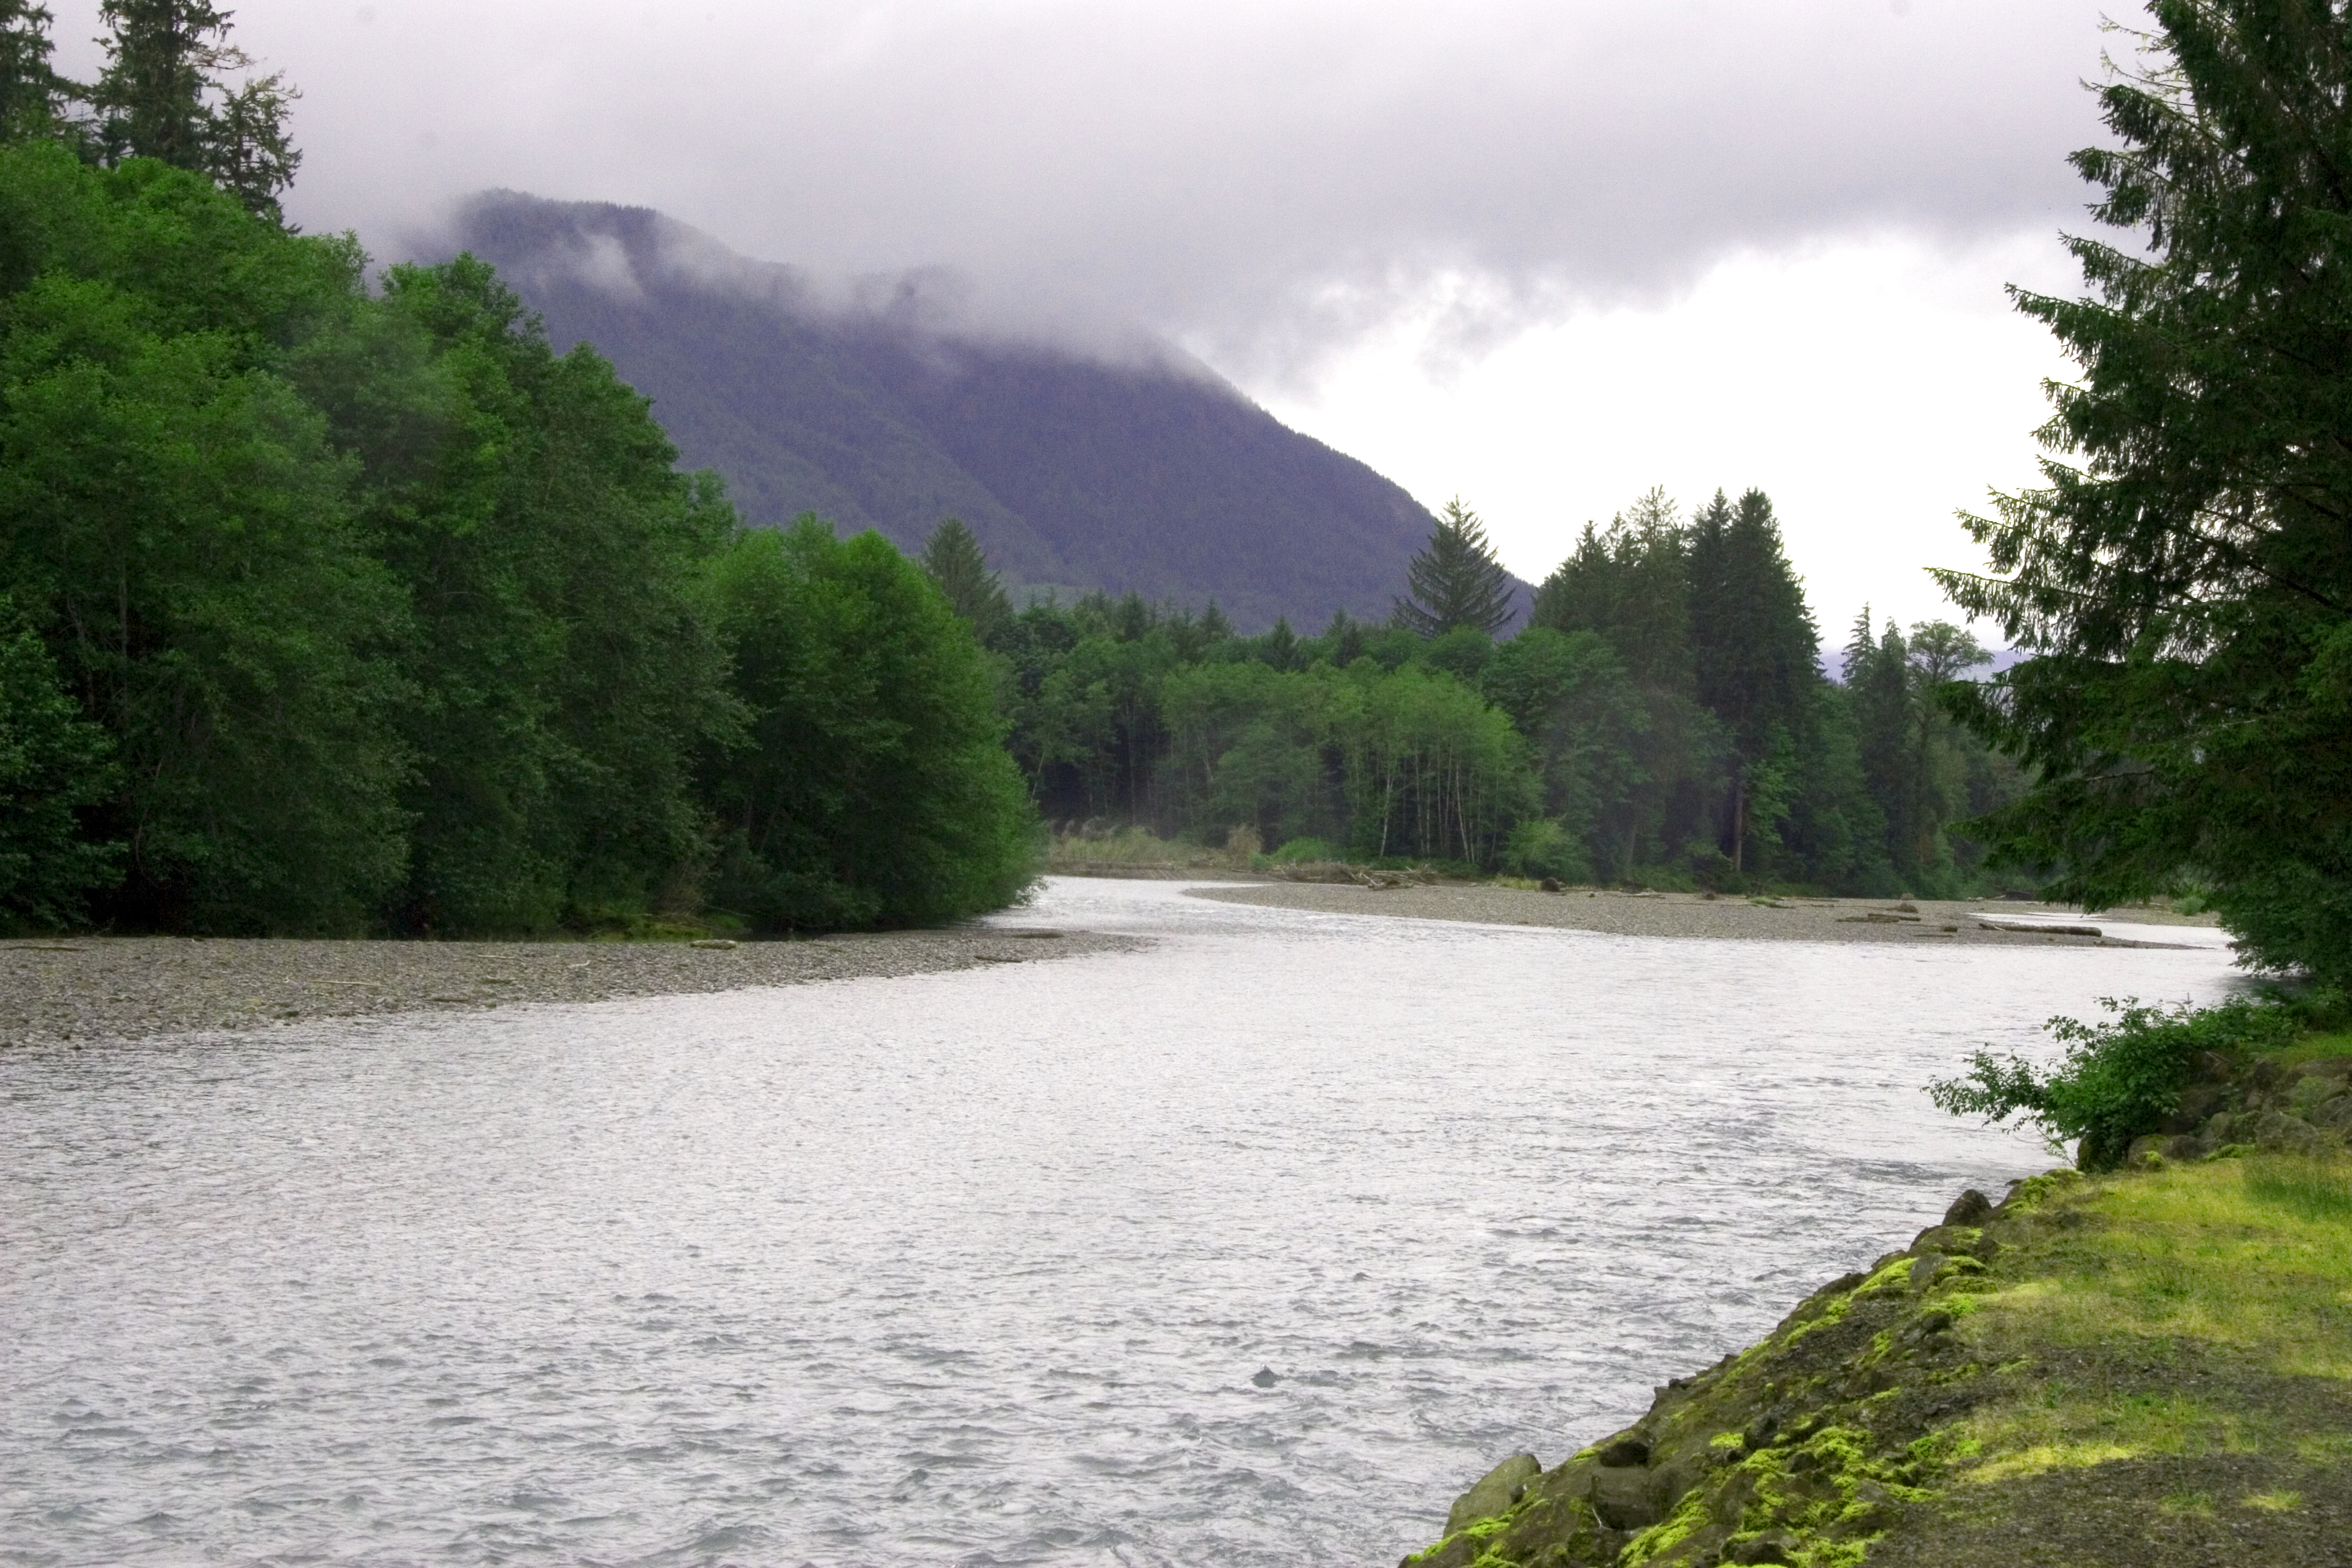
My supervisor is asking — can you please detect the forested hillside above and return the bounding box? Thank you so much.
[437,191,1515,632]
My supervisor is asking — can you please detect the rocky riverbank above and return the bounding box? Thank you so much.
[0,926,1144,1048]
[1406,1050,2352,1567]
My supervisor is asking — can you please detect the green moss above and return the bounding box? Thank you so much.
[2002,1170,2086,1211]
[1621,1486,1712,1564]
[1405,1142,2349,1567]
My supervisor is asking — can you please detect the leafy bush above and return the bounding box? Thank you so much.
[1503,816,1587,883]
[1928,996,2299,1171]
[1266,836,1336,865]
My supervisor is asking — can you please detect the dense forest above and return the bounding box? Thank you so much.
[926,496,2027,897]
[0,1,1036,936]
[0,0,2046,942]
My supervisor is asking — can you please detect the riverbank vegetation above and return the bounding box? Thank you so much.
[1412,990,2352,1564]
[0,5,1036,936]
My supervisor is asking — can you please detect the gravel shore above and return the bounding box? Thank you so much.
[1188,881,2224,948]
[0,925,1142,1048]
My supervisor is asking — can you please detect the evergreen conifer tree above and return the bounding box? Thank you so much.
[1687,488,1820,867]
[1395,498,1514,636]
[1937,0,2352,979]
[0,0,71,140]
[1530,522,1618,640]
[920,517,1012,647]
[1257,616,1300,671]
[93,0,297,219]
[1320,608,1366,667]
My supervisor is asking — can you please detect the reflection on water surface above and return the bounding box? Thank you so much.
[0,879,2242,1566]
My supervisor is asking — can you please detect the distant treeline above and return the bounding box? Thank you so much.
[930,491,2024,896]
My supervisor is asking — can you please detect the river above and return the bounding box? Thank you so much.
[0,879,2244,1567]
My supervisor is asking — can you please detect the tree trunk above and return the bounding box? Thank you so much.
[1731,768,1746,874]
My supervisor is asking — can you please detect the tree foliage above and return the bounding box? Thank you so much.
[1938,0,2352,983]
[0,0,70,140]
[703,520,1040,931]
[920,516,1012,646]
[0,138,1041,934]
[1844,611,2004,892]
[0,596,118,928]
[0,0,305,219]
[1395,497,1515,636]
[989,491,2019,893]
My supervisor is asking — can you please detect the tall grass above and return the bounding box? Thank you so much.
[2244,1155,2352,1222]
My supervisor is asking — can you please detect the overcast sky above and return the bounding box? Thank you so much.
[54,0,2132,644]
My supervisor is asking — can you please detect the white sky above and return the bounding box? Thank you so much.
[48,0,2128,640]
[1245,232,2082,644]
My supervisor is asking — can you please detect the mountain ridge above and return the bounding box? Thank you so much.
[431,192,1522,632]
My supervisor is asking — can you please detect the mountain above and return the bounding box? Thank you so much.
[432,192,1517,632]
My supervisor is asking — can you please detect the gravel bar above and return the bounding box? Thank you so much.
[0,926,1144,1048]
[1189,882,2224,948]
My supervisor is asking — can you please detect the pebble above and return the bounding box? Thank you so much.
[0,928,1143,1049]
[1187,885,2214,947]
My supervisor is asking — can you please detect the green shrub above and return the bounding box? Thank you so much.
[1928,997,2298,1171]
[1503,816,1588,883]
[1266,836,1336,865]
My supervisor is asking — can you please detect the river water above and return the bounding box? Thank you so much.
[1,880,2243,1567]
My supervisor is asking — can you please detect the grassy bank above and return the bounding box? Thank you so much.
[1406,1063,2351,1566]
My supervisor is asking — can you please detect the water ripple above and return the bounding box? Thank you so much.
[0,878,2243,1567]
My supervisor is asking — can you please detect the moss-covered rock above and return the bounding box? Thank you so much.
[1398,1140,2352,1567]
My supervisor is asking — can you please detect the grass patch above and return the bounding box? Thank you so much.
[2247,1026,2352,1071]
[1965,1155,2352,1391]
[1957,1390,2267,1485]
[1987,1160,2352,1377]
[1045,828,1243,871]
[2244,1153,2352,1222]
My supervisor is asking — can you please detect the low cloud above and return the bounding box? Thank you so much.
[54,0,2128,373]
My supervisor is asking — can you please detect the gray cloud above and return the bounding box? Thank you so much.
[50,0,2126,372]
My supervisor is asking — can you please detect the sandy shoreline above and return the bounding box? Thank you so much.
[0,925,1143,1049]
[1187,880,2224,948]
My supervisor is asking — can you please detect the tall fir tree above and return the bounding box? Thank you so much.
[1935,0,2352,979]
[1687,488,1819,868]
[0,0,70,140]
[1394,498,1515,636]
[93,0,297,220]
[920,517,1012,648]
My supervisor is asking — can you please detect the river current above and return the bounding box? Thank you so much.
[1,880,2243,1567]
